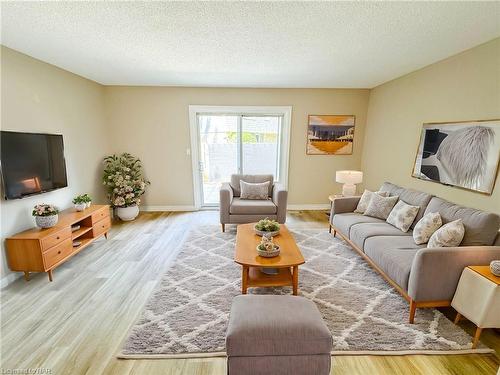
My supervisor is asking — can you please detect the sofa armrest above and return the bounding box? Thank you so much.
[220,183,233,224]
[329,196,360,225]
[272,184,288,223]
[408,246,500,302]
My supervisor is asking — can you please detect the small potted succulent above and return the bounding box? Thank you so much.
[254,218,280,237]
[72,195,87,212]
[82,193,92,208]
[256,236,280,258]
[32,204,59,228]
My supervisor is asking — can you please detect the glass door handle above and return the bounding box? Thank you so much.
[199,161,204,172]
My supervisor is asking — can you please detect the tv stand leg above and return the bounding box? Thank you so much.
[47,270,53,282]
[104,232,108,239]
[24,271,30,281]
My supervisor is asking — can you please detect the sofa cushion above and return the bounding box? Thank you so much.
[364,236,425,291]
[240,180,270,200]
[230,174,273,197]
[424,197,500,246]
[332,213,384,237]
[350,222,412,249]
[230,198,277,215]
[354,190,389,214]
[363,194,399,220]
[380,182,433,228]
[226,295,332,357]
[427,219,465,248]
[386,200,420,232]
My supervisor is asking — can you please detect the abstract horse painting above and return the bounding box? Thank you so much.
[413,119,500,194]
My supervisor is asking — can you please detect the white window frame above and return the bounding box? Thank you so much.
[188,105,292,209]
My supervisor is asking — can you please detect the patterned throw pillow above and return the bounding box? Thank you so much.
[386,201,420,232]
[363,194,399,220]
[413,212,442,245]
[354,190,389,214]
[427,219,465,248]
[239,180,270,200]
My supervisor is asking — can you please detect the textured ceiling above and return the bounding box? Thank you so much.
[1,2,499,88]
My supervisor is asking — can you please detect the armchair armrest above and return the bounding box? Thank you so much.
[220,182,233,224]
[272,183,288,223]
[408,246,500,302]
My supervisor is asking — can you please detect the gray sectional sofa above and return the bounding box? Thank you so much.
[329,182,500,323]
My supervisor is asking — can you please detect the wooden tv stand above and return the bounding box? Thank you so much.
[6,205,111,282]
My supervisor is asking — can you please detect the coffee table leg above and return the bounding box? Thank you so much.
[292,266,299,295]
[242,266,249,294]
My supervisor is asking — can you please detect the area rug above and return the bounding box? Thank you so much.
[118,225,492,358]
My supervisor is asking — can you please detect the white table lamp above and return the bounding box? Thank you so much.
[336,170,363,196]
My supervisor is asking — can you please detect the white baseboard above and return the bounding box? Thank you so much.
[287,204,330,211]
[140,204,330,212]
[140,205,197,212]
[1,272,21,289]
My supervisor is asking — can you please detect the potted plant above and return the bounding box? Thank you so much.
[256,236,280,258]
[32,204,59,228]
[254,218,280,237]
[72,195,87,211]
[103,153,150,221]
[82,193,92,208]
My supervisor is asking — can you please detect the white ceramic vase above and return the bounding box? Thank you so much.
[74,203,86,212]
[35,214,58,228]
[116,205,139,221]
[86,201,92,208]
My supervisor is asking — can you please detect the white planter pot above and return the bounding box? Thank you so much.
[86,201,92,208]
[35,214,58,228]
[74,203,86,212]
[116,205,139,221]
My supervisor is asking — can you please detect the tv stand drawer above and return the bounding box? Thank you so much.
[41,227,71,252]
[43,238,73,269]
[93,216,111,238]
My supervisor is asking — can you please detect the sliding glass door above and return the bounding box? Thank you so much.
[197,114,282,206]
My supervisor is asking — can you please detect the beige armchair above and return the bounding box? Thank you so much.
[220,174,288,232]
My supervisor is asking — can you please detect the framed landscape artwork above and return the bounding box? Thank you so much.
[306,115,355,155]
[412,119,500,194]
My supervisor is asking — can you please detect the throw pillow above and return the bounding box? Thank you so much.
[354,190,389,214]
[413,212,442,245]
[386,200,420,232]
[427,219,465,248]
[240,180,270,200]
[363,194,399,220]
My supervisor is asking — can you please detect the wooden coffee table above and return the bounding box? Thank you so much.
[234,223,305,295]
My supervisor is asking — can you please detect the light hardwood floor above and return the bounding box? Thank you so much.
[1,210,499,375]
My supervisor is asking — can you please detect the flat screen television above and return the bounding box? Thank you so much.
[1,131,68,199]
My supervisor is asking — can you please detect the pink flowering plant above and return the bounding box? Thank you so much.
[103,153,150,208]
[32,204,59,217]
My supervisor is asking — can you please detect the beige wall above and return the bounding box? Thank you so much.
[362,38,500,214]
[0,47,108,285]
[103,87,370,207]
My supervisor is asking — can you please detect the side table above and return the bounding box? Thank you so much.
[451,265,500,348]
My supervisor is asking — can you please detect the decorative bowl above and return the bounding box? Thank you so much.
[256,245,280,258]
[490,260,500,277]
[254,228,280,237]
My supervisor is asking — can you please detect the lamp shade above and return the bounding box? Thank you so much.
[336,170,363,184]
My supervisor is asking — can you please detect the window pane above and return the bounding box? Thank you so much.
[241,116,280,178]
[199,115,238,205]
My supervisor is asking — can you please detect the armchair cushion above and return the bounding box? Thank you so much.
[230,198,277,215]
[230,174,273,197]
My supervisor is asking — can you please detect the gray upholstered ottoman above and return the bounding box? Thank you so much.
[226,295,332,375]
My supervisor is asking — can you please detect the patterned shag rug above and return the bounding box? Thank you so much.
[118,225,492,358]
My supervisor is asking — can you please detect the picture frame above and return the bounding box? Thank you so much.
[412,119,500,195]
[306,115,355,155]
